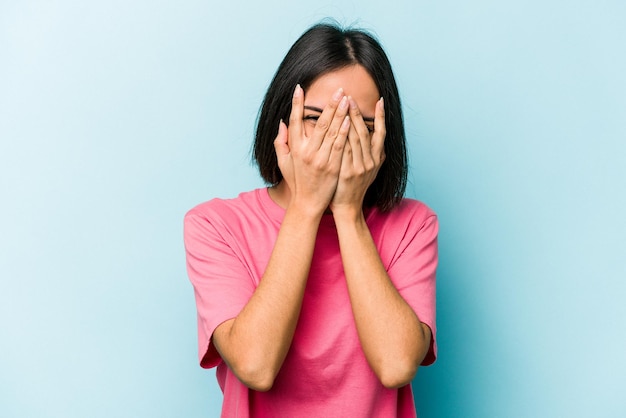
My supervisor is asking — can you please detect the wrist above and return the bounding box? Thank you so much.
[331,205,365,226]
[285,200,326,224]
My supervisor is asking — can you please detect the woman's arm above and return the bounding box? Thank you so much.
[331,97,431,388]
[211,85,350,391]
[212,206,321,392]
[333,212,432,388]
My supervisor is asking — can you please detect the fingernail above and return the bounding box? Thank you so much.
[341,115,350,130]
[348,96,357,108]
[379,97,384,110]
[339,96,348,110]
[294,84,302,98]
[332,88,344,101]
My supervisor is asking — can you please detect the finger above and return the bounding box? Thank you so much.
[347,121,364,170]
[347,97,370,165]
[340,139,353,177]
[348,96,373,144]
[372,97,387,163]
[310,87,345,149]
[288,84,304,146]
[273,119,289,158]
[328,115,350,167]
[319,95,350,155]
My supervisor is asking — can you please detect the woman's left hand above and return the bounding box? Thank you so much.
[329,97,386,217]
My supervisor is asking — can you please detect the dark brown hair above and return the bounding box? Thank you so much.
[253,22,407,211]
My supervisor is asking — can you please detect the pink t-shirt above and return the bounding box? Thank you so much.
[184,188,438,418]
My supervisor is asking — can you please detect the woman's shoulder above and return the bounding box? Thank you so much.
[184,188,282,236]
[370,198,437,225]
[365,198,435,241]
[184,189,263,233]
[398,198,436,217]
[367,198,438,261]
[185,189,263,218]
[366,198,437,243]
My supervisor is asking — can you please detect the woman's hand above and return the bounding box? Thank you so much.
[329,97,386,218]
[274,85,351,217]
[214,85,350,391]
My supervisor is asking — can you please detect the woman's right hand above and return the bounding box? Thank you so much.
[274,84,351,217]
[211,86,351,391]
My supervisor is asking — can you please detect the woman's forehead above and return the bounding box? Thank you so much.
[304,65,379,114]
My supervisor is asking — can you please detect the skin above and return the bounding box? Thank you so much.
[212,64,432,391]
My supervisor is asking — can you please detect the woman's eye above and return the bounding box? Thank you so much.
[304,115,373,133]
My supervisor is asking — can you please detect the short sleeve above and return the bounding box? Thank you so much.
[387,213,439,366]
[183,209,256,368]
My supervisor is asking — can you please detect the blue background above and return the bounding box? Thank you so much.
[1,1,625,417]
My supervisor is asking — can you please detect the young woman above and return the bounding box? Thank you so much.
[184,22,438,417]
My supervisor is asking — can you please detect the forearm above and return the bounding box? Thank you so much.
[213,205,321,391]
[334,210,431,388]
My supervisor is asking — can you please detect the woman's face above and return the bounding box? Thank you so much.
[302,65,380,137]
